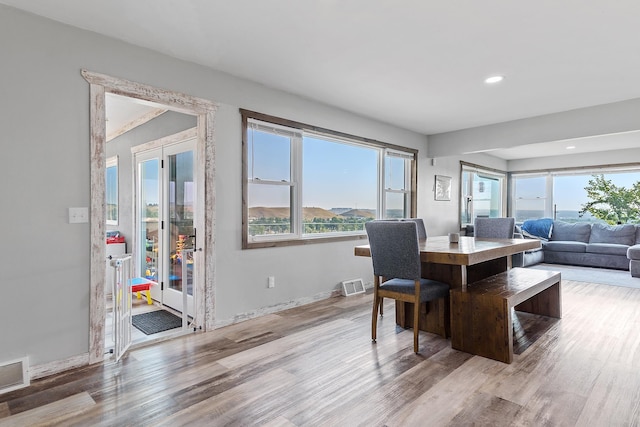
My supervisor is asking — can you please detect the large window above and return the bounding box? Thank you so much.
[512,174,549,222]
[511,167,640,224]
[242,110,417,248]
[460,162,506,227]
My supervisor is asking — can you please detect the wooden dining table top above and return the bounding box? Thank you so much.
[354,235,541,266]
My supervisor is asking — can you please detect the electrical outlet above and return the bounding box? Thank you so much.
[268,276,275,288]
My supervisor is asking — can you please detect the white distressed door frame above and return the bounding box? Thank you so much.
[83,70,217,364]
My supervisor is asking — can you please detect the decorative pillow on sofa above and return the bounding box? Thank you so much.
[550,221,591,243]
[521,218,554,241]
[589,223,636,246]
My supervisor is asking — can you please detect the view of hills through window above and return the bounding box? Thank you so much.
[247,122,410,237]
[514,171,640,223]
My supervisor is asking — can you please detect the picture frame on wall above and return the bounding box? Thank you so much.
[434,175,452,201]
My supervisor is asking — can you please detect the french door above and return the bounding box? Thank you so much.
[135,137,197,316]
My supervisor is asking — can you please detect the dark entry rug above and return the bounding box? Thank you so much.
[132,310,182,335]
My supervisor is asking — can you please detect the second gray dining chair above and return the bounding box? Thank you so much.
[474,217,516,239]
[400,218,427,240]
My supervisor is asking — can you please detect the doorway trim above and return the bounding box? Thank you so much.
[82,70,218,364]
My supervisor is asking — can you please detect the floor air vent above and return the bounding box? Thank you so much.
[342,278,366,296]
[0,356,29,394]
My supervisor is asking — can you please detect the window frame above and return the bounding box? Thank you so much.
[459,161,507,228]
[509,163,640,223]
[510,172,552,223]
[241,109,417,249]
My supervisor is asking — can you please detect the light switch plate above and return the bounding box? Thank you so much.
[69,207,89,224]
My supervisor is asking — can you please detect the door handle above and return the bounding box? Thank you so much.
[187,229,203,251]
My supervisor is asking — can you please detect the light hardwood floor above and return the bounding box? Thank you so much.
[2,279,640,426]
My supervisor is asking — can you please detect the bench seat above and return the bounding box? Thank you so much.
[450,267,562,363]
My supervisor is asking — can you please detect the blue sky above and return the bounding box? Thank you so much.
[249,131,379,209]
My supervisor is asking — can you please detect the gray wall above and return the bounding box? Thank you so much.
[508,147,640,172]
[428,98,640,159]
[105,111,197,244]
[0,6,430,367]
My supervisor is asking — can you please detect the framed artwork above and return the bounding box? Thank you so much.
[435,175,452,201]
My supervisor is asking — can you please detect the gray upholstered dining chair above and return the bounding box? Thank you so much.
[400,218,427,240]
[365,220,450,353]
[376,218,427,316]
[474,217,516,239]
[474,217,520,266]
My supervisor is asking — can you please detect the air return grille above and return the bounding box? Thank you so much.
[0,356,29,394]
[342,278,366,296]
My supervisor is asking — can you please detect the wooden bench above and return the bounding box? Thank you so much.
[450,267,561,363]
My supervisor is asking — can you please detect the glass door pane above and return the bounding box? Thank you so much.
[473,175,501,218]
[168,150,194,296]
[138,158,160,284]
[162,140,196,315]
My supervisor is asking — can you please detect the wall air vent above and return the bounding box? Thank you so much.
[342,278,366,296]
[0,356,29,395]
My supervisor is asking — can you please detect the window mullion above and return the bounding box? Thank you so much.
[292,134,303,237]
[379,148,385,219]
[546,174,554,219]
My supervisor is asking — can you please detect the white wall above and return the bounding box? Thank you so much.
[0,6,429,367]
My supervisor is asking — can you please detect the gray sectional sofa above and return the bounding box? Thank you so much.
[517,220,640,276]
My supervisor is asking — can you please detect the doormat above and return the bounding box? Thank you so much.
[132,310,183,335]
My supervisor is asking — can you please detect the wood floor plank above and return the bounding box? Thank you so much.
[155,368,297,426]
[576,361,640,425]
[217,318,354,370]
[0,403,8,419]
[260,415,297,427]
[3,280,640,425]
[385,356,506,426]
[0,392,95,427]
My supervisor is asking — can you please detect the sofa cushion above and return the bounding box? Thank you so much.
[550,221,591,243]
[589,223,636,246]
[635,227,640,245]
[586,243,630,257]
[627,245,640,260]
[544,241,587,253]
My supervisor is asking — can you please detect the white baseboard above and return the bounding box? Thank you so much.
[30,353,90,380]
[214,289,342,328]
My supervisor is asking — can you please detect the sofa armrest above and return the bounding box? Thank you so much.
[627,244,640,260]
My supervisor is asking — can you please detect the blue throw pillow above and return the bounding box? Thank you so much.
[521,218,554,241]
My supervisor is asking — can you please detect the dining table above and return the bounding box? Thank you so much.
[354,235,542,336]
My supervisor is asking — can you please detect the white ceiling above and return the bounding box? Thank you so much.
[105,94,166,139]
[4,0,640,159]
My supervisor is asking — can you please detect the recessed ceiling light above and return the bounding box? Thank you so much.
[566,145,576,150]
[484,75,505,84]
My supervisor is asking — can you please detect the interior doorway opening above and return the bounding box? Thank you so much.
[105,123,200,356]
[84,70,217,364]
